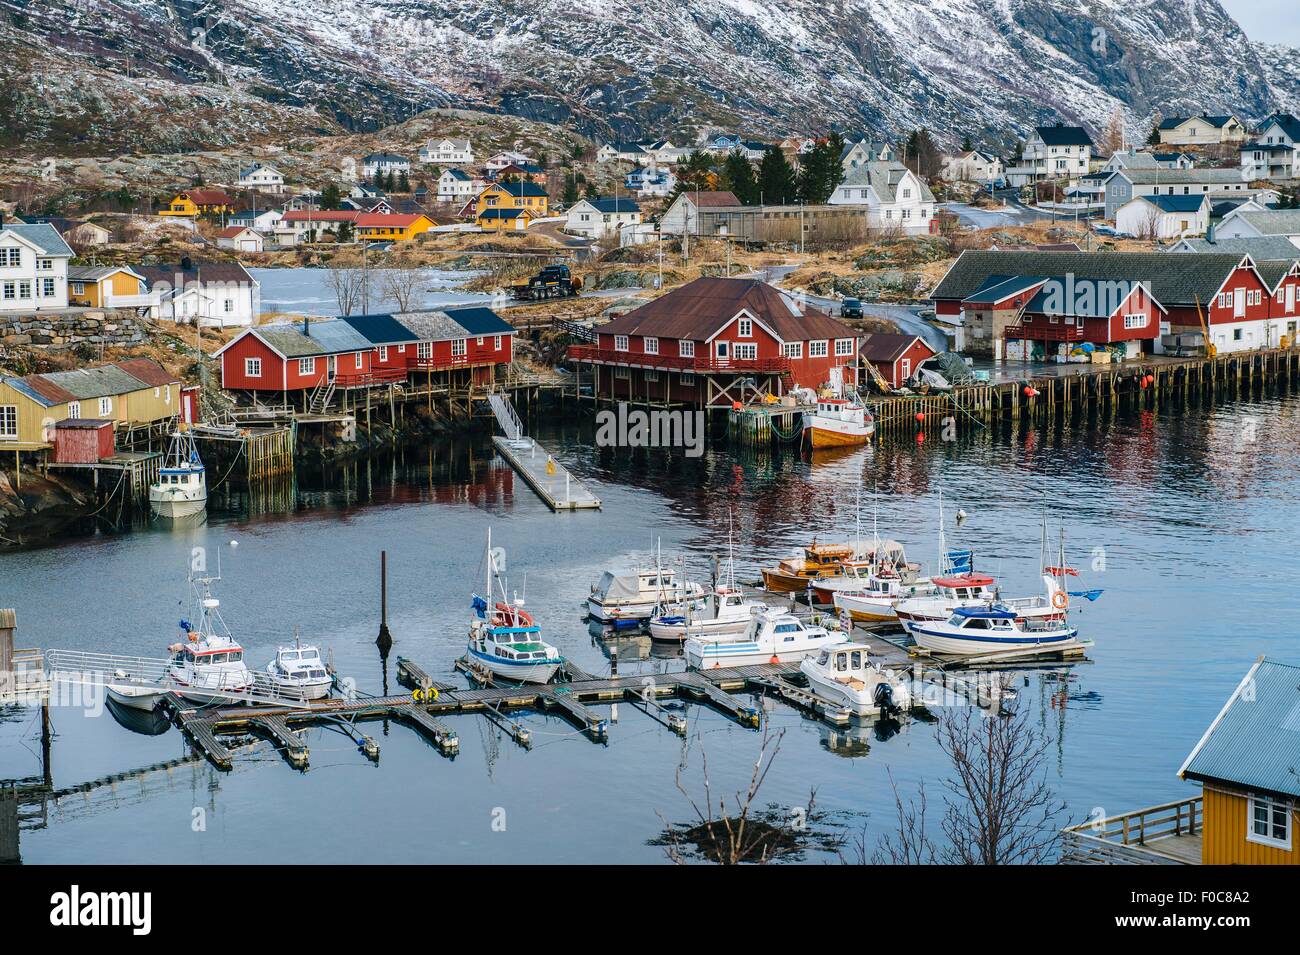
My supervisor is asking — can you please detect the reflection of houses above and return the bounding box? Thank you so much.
[567,277,860,408]
[135,260,260,327]
[215,308,516,404]
[1063,657,1300,865]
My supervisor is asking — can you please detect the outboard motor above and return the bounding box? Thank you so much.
[873,680,896,716]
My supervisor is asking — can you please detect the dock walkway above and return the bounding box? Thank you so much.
[492,436,601,511]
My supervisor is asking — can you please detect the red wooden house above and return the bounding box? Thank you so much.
[859,333,938,389]
[568,277,860,407]
[1007,277,1166,360]
[215,308,516,405]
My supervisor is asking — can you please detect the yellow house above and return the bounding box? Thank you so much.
[477,207,536,232]
[67,266,147,308]
[355,213,436,241]
[1178,657,1300,864]
[474,181,549,220]
[159,189,235,217]
[0,359,180,448]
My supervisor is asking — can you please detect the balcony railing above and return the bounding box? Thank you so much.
[1005,322,1085,342]
[567,345,791,374]
[332,366,409,388]
[1060,796,1202,865]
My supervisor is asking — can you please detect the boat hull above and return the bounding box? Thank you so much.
[909,623,1078,656]
[685,636,836,670]
[832,594,900,622]
[801,668,908,717]
[105,683,166,711]
[467,645,561,684]
[804,423,873,449]
[150,494,207,518]
[647,615,752,643]
[760,568,834,593]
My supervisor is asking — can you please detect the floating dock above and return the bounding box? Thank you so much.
[492,436,601,511]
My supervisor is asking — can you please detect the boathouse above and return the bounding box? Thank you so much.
[215,307,516,400]
[858,333,937,389]
[567,277,860,408]
[931,250,1300,358]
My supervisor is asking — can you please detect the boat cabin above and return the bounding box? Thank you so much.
[813,643,874,682]
[931,573,996,601]
[270,646,326,678]
[170,641,244,666]
[476,625,556,661]
[946,606,1018,631]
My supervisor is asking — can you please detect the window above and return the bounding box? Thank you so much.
[18,282,31,299]
[223,299,233,313]
[614,366,630,379]
[1123,314,1147,329]
[1234,328,1244,341]
[71,282,85,296]
[1,282,12,300]
[678,340,695,358]
[834,338,855,357]
[36,257,52,271]
[98,397,112,416]
[354,353,364,369]
[737,318,752,337]
[298,357,315,375]
[733,343,757,360]
[643,336,659,355]
[67,401,80,419]
[451,339,466,357]
[680,372,695,385]
[0,405,16,440]
[245,358,262,377]
[782,342,803,359]
[417,342,431,360]
[1248,795,1292,849]
[644,370,659,382]
[614,335,629,352]
[1,248,19,267]
[809,340,828,358]
[494,335,502,350]
[476,337,484,346]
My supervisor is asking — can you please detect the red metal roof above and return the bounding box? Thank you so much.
[686,191,742,207]
[181,189,232,206]
[114,358,179,387]
[859,332,934,363]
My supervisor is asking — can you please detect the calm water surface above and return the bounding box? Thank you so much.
[3,387,1299,863]
[252,267,494,317]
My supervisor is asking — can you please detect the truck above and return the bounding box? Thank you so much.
[511,264,583,301]
[840,297,864,319]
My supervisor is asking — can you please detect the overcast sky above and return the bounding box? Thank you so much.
[1220,0,1300,47]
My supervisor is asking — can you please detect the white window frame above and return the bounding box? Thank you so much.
[737,318,752,338]
[98,397,112,416]
[354,352,364,369]
[834,338,854,357]
[1247,795,1292,850]
[809,340,829,358]
[733,342,757,361]
[1123,314,1147,329]
[494,335,502,350]
[67,401,80,420]
[678,340,695,358]
[613,365,630,379]
[417,342,431,360]
[245,358,262,377]
[614,335,629,352]
[378,346,388,362]
[644,369,659,382]
[643,336,659,355]
[451,338,467,358]
[0,404,17,441]
[298,357,316,375]
[680,372,695,385]
[782,342,803,359]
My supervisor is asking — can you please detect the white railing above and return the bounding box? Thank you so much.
[487,392,525,441]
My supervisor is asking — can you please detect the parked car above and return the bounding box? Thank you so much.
[841,298,864,318]
[1093,225,1120,237]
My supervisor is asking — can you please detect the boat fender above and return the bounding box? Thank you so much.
[1051,591,1068,610]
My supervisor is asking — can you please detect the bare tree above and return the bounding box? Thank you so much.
[380,261,424,312]
[1133,202,1164,244]
[870,772,939,864]
[1099,107,1126,157]
[325,263,368,316]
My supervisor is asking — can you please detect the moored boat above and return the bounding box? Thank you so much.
[684,608,841,669]
[467,529,563,684]
[802,396,874,449]
[588,565,704,622]
[908,605,1079,656]
[832,568,939,622]
[265,640,333,700]
[149,429,207,519]
[760,541,857,593]
[648,588,767,642]
[165,577,254,703]
[800,642,913,716]
[895,572,1067,635]
[104,670,168,711]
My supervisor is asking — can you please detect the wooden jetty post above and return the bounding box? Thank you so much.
[376,550,393,653]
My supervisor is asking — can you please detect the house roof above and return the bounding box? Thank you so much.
[840,161,935,202]
[5,359,173,406]
[391,310,476,342]
[18,215,108,238]
[281,210,360,223]
[239,162,281,179]
[217,225,259,239]
[681,191,741,208]
[478,208,531,220]
[443,306,513,336]
[443,169,471,181]
[180,189,232,206]
[963,274,1051,304]
[1111,168,1244,186]
[1260,113,1300,141]
[363,153,408,164]
[1023,278,1165,317]
[859,332,931,363]
[0,222,74,257]
[1171,236,1300,259]
[1159,114,1237,130]
[1227,210,1300,236]
[489,181,548,198]
[337,313,422,345]
[1178,657,1300,799]
[1135,194,1208,214]
[114,358,179,387]
[597,277,855,342]
[1035,125,1093,147]
[932,250,1261,306]
[135,260,257,289]
[67,264,143,282]
[581,197,641,214]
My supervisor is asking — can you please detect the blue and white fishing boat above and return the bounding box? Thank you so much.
[466,529,563,684]
[909,605,1078,656]
[149,429,207,518]
[684,608,841,669]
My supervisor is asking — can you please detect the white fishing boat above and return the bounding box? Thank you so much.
[588,563,704,622]
[104,670,168,711]
[149,429,207,519]
[265,640,333,700]
[648,588,767,642]
[685,608,841,669]
[800,642,913,717]
[832,569,939,622]
[467,529,563,684]
[802,395,874,449]
[165,574,254,703]
[908,606,1079,656]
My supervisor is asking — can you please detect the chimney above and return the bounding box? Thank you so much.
[303,316,311,337]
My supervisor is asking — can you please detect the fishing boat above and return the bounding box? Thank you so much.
[648,589,767,642]
[802,395,874,449]
[149,428,207,519]
[832,568,939,622]
[587,563,704,622]
[800,642,913,717]
[684,608,841,669]
[265,640,333,700]
[467,530,563,684]
[760,541,857,593]
[165,575,254,703]
[908,606,1079,656]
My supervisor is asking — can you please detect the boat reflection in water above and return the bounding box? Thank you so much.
[104,696,173,737]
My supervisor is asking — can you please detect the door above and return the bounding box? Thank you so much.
[1287,285,1295,313]
[327,356,337,382]
[1233,288,1246,318]
[829,366,843,395]
[714,341,729,366]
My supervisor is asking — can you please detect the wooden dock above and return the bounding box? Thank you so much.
[492,436,601,511]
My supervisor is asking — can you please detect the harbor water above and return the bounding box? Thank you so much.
[3,387,1299,863]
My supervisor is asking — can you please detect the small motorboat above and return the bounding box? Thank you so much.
[105,670,168,711]
[648,588,767,642]
[265,641,333,700]
[800,642,913,717]
[760,540,858,593]
[684,608,841,669]
[467,529,563,684]
[166,575,254,703]
[895,573,1067,636]
[149,429,207,519]
[908,605,1079,656]
[588,565,704,622]
[802,396,874,449]
[832,569,938,623]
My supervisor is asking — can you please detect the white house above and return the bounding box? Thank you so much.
[1103,148,1194,173]
[1015,124,1093,182]
[229,208,283,232]
[237,162,285,194]
[0,222,71,312]
[564,197,642,240]
[485,151,534,174]
[1102,168,1253,220]
[437,168,486,203]
[1115,194,1209,239]
[1157,114,1248,147]
[625,165,676,197]
[828,161,935,235]
[703,135,767,161]
[840,139,896,173]
[1239,114,1300,181]
[1213,209,1300,247]
[940,150,1004,183]
[417,138,473,165]
[361,153,410,178]
[136,261,261,328]
[215,226,265,253]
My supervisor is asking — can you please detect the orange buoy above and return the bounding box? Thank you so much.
[916,431,925,444]
[915,411,925,423]
[770,654,780,665]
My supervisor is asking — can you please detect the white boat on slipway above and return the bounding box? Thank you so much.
[685,608,841,669]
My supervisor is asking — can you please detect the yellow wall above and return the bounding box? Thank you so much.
[69,271,143,307]
[1202,786,1300,865]
[0,381,179,445]
[475,185,548,217]
[357,216,435,241]
[160,196,198,217]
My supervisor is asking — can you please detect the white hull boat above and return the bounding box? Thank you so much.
[467,530,564,684]
[150,430,207,519]
[685,608,841,669]
[105,673,168,712]
[588,566,704,622]
[166,574,254,704]
[800,642,913,717]
[265,642,332,700]
[909,606,1078,656]
[648,589,767,642]
[896,573,1066,636]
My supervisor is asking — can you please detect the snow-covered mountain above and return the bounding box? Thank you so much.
[1,0,1297,153]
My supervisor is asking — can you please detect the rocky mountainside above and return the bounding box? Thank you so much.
[1,0,1297,154]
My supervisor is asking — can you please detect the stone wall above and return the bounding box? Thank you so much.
[0,309,145,349]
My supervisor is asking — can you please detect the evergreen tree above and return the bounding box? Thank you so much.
[337,221,354,243]
[667,149,716,204]
[797,134,844,204]
[372,169,384,190]
[1146,123,1162,146]
[757,146,798,205]
[961,134,974,152]
[321,183,342,210]
[721,150,757,205]
[384,171,396,192]
[562,170,579,205]
[398,170,410,193]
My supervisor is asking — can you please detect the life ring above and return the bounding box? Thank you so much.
[412,688,423,702]
[427,687,439,702]
[1051,591,1069,610]
[495,602,534,626]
